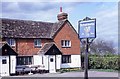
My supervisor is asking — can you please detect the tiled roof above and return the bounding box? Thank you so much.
[0,41,6,48]
[38,42,62,55]
[38,43,54,55]
[1,18,66,39]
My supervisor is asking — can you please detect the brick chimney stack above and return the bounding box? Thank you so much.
[60,7,62,12]
[57,7,68,21]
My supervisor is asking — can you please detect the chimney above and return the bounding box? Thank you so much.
[57,7,68,21]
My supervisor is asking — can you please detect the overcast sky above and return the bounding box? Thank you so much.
[0,1,119,49]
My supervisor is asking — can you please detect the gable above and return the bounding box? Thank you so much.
[53,20,80,55]
[0,43,18,56]
[45,44,62,55]
[54,20,79,39]
[66,21,78,36]
[38,43,62,55]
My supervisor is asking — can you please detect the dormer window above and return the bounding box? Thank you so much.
[34,39,42,47]
[7,39,15,47]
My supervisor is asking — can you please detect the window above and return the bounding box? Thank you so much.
[50,58,53,62]
[17,56,33,65]
[62,55,71,63]
[7,39,15,47]
[2,59,7,64]
[34,39,41,47]
[61,40,71,47]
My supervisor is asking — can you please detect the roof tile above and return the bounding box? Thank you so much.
[1,18,66,39]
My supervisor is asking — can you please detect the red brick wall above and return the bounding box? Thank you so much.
[14,39,53,56]
[54,22,80,55]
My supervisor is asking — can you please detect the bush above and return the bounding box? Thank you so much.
[88,55,119,70]
[58,68,81,73]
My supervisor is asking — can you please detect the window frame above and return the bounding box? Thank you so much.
[34,39,42,47]
[17,56,33,65]
[6,39,16,47]
[2,59,7,64]
[61,40,71,48]
[62,55,71,63]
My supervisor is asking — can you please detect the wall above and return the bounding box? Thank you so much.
[33,55,62,71]
[56,55,61,69]
[43,55,49,70]
[61,55,81,68]
[33,55,49,70]
[33,55,42,65]
[33,55,81,71]
[0,56,10,76]
[7,38,53,56]
[54,22,80,55]
[10,56,16,74]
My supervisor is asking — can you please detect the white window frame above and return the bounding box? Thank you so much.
[34,39,42,47]
[7,39,15,47]
[61,40,71,47]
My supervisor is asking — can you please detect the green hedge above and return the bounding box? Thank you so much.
[88,55,119,70]
[57,68,81,73]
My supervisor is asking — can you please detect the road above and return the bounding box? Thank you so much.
[4,71,119,77]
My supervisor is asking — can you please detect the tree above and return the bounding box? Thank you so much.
[89,39,116,55]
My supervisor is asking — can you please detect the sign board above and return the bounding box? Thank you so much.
[79,18,96,39]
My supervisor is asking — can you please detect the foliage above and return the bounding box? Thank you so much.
[80,39,116,55]
[89,39,116,55]
[90,69,118,72]
[88,55,119,70]
[80,39,118,70]
[58,68,81,73]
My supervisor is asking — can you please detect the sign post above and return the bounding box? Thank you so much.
[78,17,96,79]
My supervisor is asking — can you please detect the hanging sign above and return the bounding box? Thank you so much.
[79,18,96,39]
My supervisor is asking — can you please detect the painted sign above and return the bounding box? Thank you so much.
[79,19,96,39]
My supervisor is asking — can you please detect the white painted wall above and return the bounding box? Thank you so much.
[33,55,49,70]
[43,55,62,71]
[61,55,81,68]
[43,55,49,70]
[33,55,42,65]
[56,55,61,69]
[33,54,80,71]
[10,56,16,74]
[0,56,10,76]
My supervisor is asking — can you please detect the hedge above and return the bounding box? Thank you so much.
[88,55,120,70]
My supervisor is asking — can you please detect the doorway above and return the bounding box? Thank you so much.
[49,55,56,73]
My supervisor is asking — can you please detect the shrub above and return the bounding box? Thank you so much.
[88,55,119,70]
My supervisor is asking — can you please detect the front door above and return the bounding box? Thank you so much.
[49,55,56,73]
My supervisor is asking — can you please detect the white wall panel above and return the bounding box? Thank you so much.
[43,55,49,70]
[0,56,10,76]
[10,56,16,74]
[56,55,61,69]
[33,55,42,65]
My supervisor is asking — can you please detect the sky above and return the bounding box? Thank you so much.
[0,1,119,50]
